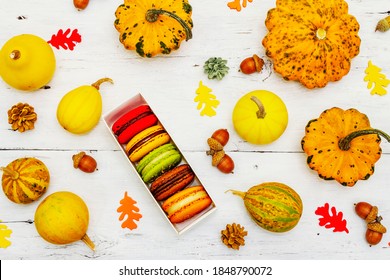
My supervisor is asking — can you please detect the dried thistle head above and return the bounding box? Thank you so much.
[7,103,37,132]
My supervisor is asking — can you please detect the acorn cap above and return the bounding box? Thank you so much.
[367,222,387,234]
[365,206,379,223]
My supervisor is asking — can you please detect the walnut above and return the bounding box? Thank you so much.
[8,103,37,132]
[221,223,248,250]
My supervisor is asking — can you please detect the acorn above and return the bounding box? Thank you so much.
[240,54,264,75]
[375,15,390,32]
[72,152,97,173]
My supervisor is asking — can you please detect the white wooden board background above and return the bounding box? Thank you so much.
[0,0,390,260]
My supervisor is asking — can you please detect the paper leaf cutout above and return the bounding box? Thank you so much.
[48,28,82,50]
[0,221,13,248]
[364,60,390,96]
[315,203,349,233]
[117,192,142,231]
[228,0,253,12]
[194,81,220,117]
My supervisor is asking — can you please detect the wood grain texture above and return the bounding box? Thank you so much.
[0,0,389,260]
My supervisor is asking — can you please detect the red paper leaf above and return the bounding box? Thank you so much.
[315,203,349,233]
[117,192,142,231]
[48,28,82,50]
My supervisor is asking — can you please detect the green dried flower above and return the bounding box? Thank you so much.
[204,57,229,80]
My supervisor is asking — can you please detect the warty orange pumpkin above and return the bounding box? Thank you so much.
[301,107,390,187]
[262,0,361,89]
[114,0,193,57]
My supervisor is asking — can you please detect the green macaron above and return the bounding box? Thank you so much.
[136,143,182,183]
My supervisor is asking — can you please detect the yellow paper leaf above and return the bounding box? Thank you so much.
[117,192,142,231]
[0,221,12,248]
[194,81,220,117]
[364,60,390,96]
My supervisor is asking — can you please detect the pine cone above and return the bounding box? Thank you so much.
[204,57,229,80]
[8,103,37,132]
[221,223,248,250]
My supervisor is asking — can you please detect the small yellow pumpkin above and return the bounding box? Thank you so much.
[301,107,390,187]
[262,0,361,89]
[56,78,113,134]
[34,191,95,250]
[114,0,193,57]
[232,90,288,145]
[1,157,50,204]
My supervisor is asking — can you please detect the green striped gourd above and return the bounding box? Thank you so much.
[1,157,50,204]
[228,182,303,232]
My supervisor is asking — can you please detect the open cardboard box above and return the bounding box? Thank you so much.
[103,93,217,234]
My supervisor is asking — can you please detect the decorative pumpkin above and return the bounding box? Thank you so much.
[262,0,361,89]
[301,107,390,187]
[1,157,50,204]
[228,182,303,233]
[57,78,113,134]
[232,90,288,144]
[34,191,95,250]
[114,0,193,58]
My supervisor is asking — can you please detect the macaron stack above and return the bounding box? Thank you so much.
[111,104,213,224]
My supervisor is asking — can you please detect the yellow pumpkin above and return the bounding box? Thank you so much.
[262,0,361,89]
[232,90,288,145]
[34,191,95,250]
[1,157,50,204]
[56,78,113,134]
[114,0,193,57]
[301,107,390,187]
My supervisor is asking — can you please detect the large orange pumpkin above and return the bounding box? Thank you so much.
[262,0,361,89]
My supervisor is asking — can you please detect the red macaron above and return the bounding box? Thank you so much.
[112,105,158,144]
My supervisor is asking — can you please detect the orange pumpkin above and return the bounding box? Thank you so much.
[1,157,50,204]
[301,107,390,186]
[262,0,361,89]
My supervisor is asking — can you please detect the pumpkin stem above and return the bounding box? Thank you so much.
[10,50,21,60]
[81,234,95,251]
[145,9,193,41]
[338,129,390,151]
[225,189,246,199]
[250,96,266,119]
[316,28,327,40]
[91,78,114,90]
[0,167,19,180]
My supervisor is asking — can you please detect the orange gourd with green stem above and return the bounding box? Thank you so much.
[301,107,390,186]
[114,0,193,58]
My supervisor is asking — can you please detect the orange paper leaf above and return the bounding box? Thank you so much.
[117,192,142,231]
[227,0,253,12]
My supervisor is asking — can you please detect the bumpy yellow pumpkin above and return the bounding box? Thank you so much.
[301,107,390,187]
[1,157,50,204]
[114,0,193,57]
[262,0,361,89]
